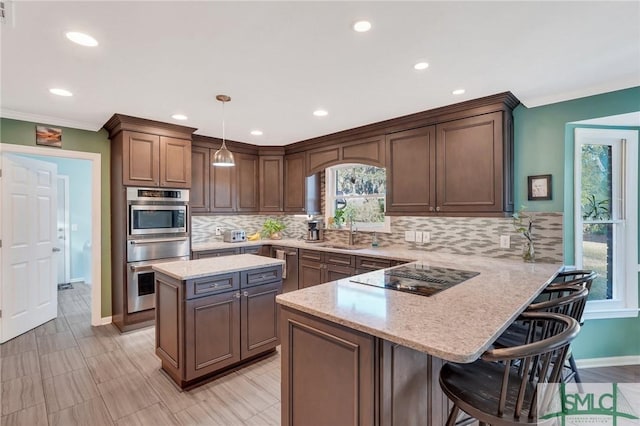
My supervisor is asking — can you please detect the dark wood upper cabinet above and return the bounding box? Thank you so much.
[259,156,284,212]
[120,132,191,188]
[190,146,210,213]
[284,153,306,213]
[386,111,512,215]
[436,112,504,213]
[123,131,159,186]
[306,135,385,175]
[210,163,235,212]
[235,153,259,212]
[386,126,436,213]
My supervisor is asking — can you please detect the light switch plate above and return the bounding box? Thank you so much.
[415,231,423,243]
[423,231,431,243]
[404,230,416,242]
[500,235,511,248]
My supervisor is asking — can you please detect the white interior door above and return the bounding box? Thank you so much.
[1,154,58,343]
[56,176,71,286]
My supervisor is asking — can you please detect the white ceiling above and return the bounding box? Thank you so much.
[1,1,639,146]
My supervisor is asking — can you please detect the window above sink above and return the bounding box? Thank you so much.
[325,164,391,233]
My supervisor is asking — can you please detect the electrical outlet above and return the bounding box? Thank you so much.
[423,231,431,243]
[500,235,510,249]
[404,230,416,242]
[215,226,222,236]
[415,231,423,243]
[71,224,78,232]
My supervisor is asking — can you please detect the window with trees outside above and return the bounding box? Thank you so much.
[574,128,638,319]
[325,164,390,232]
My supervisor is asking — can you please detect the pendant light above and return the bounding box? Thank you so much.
[212,94,235,167]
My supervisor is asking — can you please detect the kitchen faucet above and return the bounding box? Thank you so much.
[348,216,357,246]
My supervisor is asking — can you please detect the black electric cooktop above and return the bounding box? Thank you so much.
[349,264,480,297]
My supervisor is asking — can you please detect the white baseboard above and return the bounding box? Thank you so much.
[100,316,112,325]
[70,278,85,284]
[576,355,640,369]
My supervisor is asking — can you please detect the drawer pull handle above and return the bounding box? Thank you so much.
[209,283,218,288]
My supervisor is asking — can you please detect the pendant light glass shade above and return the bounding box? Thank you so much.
[212,95,235,167]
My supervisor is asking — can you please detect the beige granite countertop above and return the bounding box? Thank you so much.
[275,252,562,364]
[192,239,422,262]
[152,254,285,280]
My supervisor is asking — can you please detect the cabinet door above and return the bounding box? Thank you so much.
[299,260,323,288]
[281,307,375,426]
[123,131,159,186]
[385,126,436,214]
[210,161,235,212]
[190,146,210,212]
[184,291,240,381]
[159,136,191,188]
[284,153,306,213]
[325,264,355,282]
[259,156,284,212]
[236,153,259,212]
[241,282,281,359]
[436,112,504,213]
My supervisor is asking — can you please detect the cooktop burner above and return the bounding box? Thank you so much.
[349,264,480,297]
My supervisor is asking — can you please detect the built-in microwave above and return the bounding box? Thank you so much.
[127,187,189,237]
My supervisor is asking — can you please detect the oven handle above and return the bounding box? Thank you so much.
[129,264,155,272]
[129,237,188,245]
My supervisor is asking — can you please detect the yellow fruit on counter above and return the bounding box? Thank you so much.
[247,232,261,241]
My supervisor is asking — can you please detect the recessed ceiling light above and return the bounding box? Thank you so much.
[49,88,73,97]
[414,62,429,71]
[65,31,98,47]
[452,89,466,95]
[171,114,188,120]
[353,21,372,32]
[313,109,328,117]
[250,130,263,136]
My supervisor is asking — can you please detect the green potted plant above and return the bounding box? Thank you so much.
[333,208,345,228]
[262,218,286,240]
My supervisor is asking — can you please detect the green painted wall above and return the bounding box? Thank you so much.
[1,118,112,317]
[514,86,640,360]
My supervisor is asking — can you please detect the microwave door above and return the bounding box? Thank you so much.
[129,205,187,236]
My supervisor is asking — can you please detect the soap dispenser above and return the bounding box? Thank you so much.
[371,232,379,247]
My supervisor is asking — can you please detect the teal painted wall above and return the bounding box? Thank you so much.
[1,118,112,317]
[514,86,640,360]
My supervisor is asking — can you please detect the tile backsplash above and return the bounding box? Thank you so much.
[192,212,564,263]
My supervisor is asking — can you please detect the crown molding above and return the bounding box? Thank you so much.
[1,109,100,132]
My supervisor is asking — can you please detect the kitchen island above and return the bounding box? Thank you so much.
[152,254,285,389]
[276,252,561,426]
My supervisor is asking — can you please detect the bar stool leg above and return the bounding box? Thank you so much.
[446,406,460,426]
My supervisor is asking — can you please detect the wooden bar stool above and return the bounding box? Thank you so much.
[439,312,580,425]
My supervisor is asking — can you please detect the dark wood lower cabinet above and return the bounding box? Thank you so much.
[281,307,375,426]
[155,265,281,389]
[281,306,452,426]
[185,291,240,381]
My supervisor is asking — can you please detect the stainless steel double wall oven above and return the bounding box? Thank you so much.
[126,187,190,313]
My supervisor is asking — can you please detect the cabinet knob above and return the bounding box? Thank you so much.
[436,206,441,212]
[243,291,249,297]
[235,292,241,299]
[429,206,434,212]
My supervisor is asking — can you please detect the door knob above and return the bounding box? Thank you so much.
[52,247,61,252]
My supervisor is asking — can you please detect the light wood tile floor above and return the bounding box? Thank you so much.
[0,284,281,426]
[1,283,637,425]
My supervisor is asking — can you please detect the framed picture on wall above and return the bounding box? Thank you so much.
[36,125,62,148]
[528,174,552,200]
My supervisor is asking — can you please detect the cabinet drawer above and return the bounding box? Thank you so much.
[300,249,323,262]
[192,248,241,259]
[325,252,355,267]
[186,272,239,299]
[241,245,263,255]
[241,266,282,288]
[356,256,391,271]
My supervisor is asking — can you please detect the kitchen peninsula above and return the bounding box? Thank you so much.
[152,254,285,389]
[275,253,561,426]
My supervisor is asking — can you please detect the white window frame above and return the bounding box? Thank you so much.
[325,164,391,233]
[574,128,638,320]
